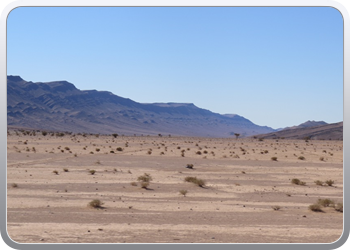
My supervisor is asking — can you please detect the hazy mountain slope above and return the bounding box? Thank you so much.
[282,120,328,130]
[252,122,343,140]
[7,76,275,137]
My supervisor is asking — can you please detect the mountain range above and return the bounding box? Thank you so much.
[7,75,276,137]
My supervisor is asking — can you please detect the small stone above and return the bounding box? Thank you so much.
[40,238,44,241]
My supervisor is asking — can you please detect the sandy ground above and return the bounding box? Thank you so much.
[6,132,343,243]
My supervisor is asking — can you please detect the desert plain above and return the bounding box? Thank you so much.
[6,131,343,243]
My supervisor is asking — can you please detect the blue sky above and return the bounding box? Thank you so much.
[7,7,343,129]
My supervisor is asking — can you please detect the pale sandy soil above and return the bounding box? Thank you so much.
[6,132,343,243]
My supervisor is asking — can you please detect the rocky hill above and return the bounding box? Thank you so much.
[252,122,343,140]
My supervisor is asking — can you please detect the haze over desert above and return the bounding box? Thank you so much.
[7,131,343,243]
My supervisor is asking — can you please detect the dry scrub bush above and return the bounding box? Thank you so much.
[179,189,188,197]
[271,157,278,161]
[185,176,206,187]
[130,182,138,186]
[137,173,152,189]
[314,180,323,186]
[141,182,150,189]
[89,170,96,175]
[298,156,306,160]
[12,183,18,188]
[325,180,335,186]
[291,178,306,185]
[89,199,103,208]
[335,203,343,213]
[272,205,281,211]
[63,168,69,172]
[317,198,335,207]
[309,204,323,212]
[186,164,194,169]
[116,147,123,151]
[53,170,59,175]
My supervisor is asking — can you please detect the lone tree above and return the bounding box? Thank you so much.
[234,133,240,139]
[112,133,118,138]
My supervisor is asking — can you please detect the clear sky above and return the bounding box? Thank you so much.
[7,7,343,129]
